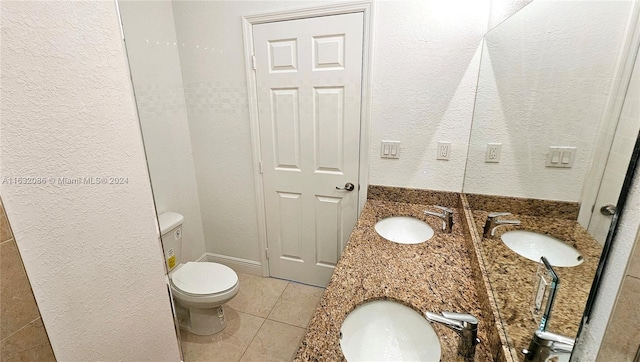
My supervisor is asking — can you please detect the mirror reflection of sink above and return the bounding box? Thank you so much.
[374,216,434,244]
[500,230,584,267]
[340,300,441,362]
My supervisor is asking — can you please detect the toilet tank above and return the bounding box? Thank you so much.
[158,212,183,272]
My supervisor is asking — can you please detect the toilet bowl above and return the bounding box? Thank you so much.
[159,212,239,335]
[169,262,239,335]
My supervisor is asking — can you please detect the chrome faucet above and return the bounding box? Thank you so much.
[483,212,521,237]
[522,330,574,362]
[425,311,480,359]
[424,206,454,233]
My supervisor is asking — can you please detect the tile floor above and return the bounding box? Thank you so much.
[180,272,325,362]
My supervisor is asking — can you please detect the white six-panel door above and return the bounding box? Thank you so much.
[253,13,364,286]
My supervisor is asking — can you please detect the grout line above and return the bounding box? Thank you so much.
[0,237,13,245]
[0,316,41,344]
[264,295,323,330]
[233,276,288,361]
[265,318,309,330]
[219,275,321,361]
[265,281,289,320]
[237,315,267,362]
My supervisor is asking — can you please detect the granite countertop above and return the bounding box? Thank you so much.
[470,211,602,359]
[295,199,494,362]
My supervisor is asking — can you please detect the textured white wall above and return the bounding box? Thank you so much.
[119,0,206,263]
[367,0,489,190]
[0,2,181,361]
[463,0,631,201]
[487,0,533,30]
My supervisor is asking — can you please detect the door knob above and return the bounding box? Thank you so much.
[600,204,617,216]
[336,182,355,191]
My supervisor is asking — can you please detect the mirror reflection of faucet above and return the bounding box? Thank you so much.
[522,330,575,362]
[424,205,454,233]
[483,211,521,237]
[425,311,480,359]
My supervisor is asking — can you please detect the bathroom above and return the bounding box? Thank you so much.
[1,0,639,361]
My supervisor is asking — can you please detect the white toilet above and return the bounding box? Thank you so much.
[158,212,239,335]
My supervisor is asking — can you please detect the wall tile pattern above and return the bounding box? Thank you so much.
[597,232,640,361]
[133,83,189,118]
[0,198,56,361]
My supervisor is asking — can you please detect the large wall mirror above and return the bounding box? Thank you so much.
[463,0,640,359]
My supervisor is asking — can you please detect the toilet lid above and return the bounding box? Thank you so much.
[171,262,238,295]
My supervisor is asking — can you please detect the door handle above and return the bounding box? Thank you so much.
[600,204,617,216]
[336,182,355,192]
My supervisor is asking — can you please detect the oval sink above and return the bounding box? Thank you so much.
[340,300,441,362]
[501,230,584,267]
[374,216,434,244]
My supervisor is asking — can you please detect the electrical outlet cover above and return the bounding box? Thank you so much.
[485,143,502,163]
[437,142,451,160]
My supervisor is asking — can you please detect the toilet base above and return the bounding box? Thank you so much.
[176,303,227,335]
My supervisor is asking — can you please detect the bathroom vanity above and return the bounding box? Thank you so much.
[295,186,601,361]
[295,187,496,361]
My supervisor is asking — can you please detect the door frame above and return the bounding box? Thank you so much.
[242,2,374,277]
[578,0,640,230]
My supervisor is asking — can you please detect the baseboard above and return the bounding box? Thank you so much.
[201,253,263,276]
[195,254,209,262]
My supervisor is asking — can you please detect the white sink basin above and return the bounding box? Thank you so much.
[501,230,584,267]
[340,300,441,362]
[374,216,434,244]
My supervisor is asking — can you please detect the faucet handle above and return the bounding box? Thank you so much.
[488,211,511,218]
[426,311,481,358]
[433,205,454,214]
[535,331,575,346]
[425,311,478,330]
[425,311,463,330]
[523,330,575,358]
[442,312,479,326]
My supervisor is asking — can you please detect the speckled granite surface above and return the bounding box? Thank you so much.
[465,193,579,220]
[460,196,513,362]
[368,185,460,208]
[295,197,494,362]
[294,187,598,362]
[468,204,601,360]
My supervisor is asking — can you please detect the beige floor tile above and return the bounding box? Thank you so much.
[598,275,640,360]
[268,282,324,328]
[226,273,289,318]
[181,308,265,362]
[239,319,305,362]
[222,306,266,347]
[1,318,55,362]
[0,201,12,243]
[1,239,42,340]
[627,241,640,279]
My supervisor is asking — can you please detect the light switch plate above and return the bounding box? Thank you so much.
[381,141,400,159]
[546,146,576,168]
